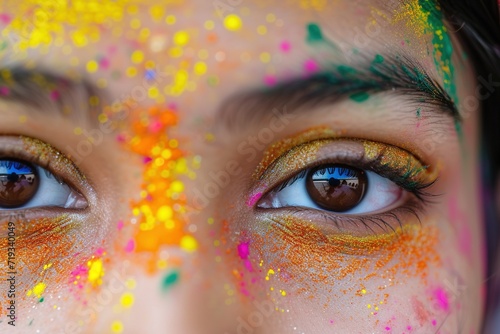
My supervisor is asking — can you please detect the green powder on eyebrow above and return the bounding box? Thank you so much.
[305,23,339,50]
[337,65,357,76]
[161,270,180,292]
[373,54,385,64]
[350,91,370,103]
[416,107,421,119]
[416,0,458,104]
[306,23,324,43]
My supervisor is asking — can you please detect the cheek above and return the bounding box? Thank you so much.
[217,210,482,333]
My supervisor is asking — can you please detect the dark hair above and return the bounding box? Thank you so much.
[437,0,500,330]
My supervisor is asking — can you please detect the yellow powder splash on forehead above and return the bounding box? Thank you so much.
[1,0,184,51]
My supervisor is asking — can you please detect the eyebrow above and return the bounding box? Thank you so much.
[217,54,459,131]
[0,67,106,127]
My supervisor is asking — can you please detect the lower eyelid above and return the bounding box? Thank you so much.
[255,194,424,238]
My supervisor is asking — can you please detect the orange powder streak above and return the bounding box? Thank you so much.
[122,106,194,273]
[252,216,440,288]
[0,215,84,313]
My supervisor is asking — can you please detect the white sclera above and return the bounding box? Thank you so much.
[259,169,402,214]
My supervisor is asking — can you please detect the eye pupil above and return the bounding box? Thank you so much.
[306,164,367,212]
[0,159,40,208]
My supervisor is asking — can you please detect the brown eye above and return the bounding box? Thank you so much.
[306,164,367,212]
[0,159,40,208]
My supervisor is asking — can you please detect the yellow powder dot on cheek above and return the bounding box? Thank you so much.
[193,61,207,75]
[204,20,215,30]
[180,235,198,252]
[173,31,190,46]
[224,14,242,31]
[111,321,123,333]
[120,292,134,308]
[257,25,267,35]
[165,15,176,25]
[259,52,271,63]
[86,60,98,73]
[131,50,144,64]
[126,67,137,77]
[30,282,46,298]
[87,259,104,285]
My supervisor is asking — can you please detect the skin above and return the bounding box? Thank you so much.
[0,0,485,333]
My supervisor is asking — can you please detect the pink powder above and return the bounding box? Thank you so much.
[246,192,262,207]
[304,59,319,74]
[125,239,135,253]
[280,41,291,52]
[434,288,450,312]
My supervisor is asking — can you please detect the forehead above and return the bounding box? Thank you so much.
[0,0,455,120]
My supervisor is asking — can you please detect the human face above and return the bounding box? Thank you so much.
[0,0,484,333]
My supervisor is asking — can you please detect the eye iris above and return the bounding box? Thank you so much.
[306,164,367,212]
[0,159,40,208]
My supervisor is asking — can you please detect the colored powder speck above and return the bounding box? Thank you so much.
[306,23,324,42]
[373,54,384,64]
[350,91,370,103]
[120,292,134,308]
[27,282,46,298]
[395,1,457,104]
[337,65,357,76]
[87,259,104,286]
[111,320,123,333]
[304,59,320,74]
[224,14,242,31]
[237,242,250,260]
[180,235,198,253]
[124,239,135,253]
[280,41,291,52]
[162,270,180,291]
[246,192,263,207]
[434,288,450,311]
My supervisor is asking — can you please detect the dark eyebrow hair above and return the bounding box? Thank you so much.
[217,54,459,131]
[0,67,106,127]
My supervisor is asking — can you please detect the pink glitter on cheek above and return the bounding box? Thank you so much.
[433,288,450,312]
[237,242,253,272]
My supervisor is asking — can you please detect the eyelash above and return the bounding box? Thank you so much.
[257,146,437,235]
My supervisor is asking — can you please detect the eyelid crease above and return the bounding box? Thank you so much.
[251,136,438,204]
[253,126,342,180]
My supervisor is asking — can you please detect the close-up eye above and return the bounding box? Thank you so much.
[257,163,403,215]
[0,136,89,211]
[0,158,86,210]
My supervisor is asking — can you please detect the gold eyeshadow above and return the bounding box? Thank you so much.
[251,129,438,200]
[21,136,87,183]
[253,126,342,180]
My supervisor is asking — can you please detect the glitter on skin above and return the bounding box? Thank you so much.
[252,215,440,289]
[394,0,457,104]
[124,106,196,272]
[27,282,46,299]
[162,270,180,291]
[224,14,243,31]
[3,0,128,51]
[253,126,340,180]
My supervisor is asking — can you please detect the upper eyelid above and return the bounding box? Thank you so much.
[250,137,437,200]
[0,135,92,198]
